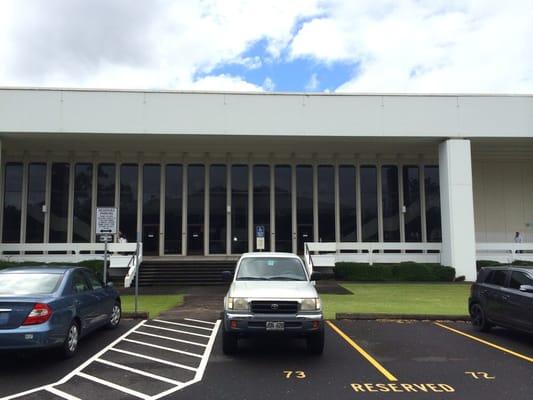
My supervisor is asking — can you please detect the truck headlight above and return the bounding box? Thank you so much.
[300,298,321,311]
[227,297,249,311]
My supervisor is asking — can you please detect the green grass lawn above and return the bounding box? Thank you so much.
[321,283,470,320]
[121,294,184,318]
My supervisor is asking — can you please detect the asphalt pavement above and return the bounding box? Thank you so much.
[1,318,532,400]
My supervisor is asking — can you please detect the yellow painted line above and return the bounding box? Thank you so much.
[326,320,398,382]
[434,322,533,363]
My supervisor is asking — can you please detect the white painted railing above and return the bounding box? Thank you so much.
[0,243,143,287]
[476,243,533,264]
[304,242,442,269]
[305,241,533,269]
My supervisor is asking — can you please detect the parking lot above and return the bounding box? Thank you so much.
[1,318,532,400]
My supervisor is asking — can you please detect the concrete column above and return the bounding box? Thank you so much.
[439,139,477,281]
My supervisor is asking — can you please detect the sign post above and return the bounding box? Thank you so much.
[96,207,117,284]
[256,225,265,251]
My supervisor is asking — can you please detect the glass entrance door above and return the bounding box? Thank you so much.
[143,224,159,256]
[187,165,205,255]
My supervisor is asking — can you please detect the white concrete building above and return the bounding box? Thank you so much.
[1,88,533,282]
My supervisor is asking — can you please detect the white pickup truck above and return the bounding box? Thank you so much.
[222,252,324,355]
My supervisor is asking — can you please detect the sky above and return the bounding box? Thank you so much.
[0,0,532,93]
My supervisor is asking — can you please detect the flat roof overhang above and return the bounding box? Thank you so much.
[0,88,532,139]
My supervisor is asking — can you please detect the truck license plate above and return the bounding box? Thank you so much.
[266,321,284,331]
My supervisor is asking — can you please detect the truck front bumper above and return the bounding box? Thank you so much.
[223,311,323,335]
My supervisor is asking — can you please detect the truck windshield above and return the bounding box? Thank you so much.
[236,258,308,281]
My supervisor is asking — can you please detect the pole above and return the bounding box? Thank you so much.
[103,237,108,285]
[135,240,140,314]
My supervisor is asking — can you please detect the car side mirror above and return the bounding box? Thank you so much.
[221,271,234,282]
[106,281,114,288]
[519,284,533,293]
[310,271,321,281]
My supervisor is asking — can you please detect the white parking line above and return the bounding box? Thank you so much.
[94,358,184,386]
[46,387,82,400]
[132,330,207,348]
[109,347,198,371]
[153,319,213,331]
[123,338,204,359]
[184,318,216,326]
[152,319,221,400]
[143,324,211,338]
[76,372,151,400]
[1,318,219,400]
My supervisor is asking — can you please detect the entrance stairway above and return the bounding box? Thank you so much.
[138,259,237,286]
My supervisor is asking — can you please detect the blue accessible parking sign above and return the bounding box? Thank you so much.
[256,225,265,238]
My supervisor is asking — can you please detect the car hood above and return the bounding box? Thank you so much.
[228,281,318,299]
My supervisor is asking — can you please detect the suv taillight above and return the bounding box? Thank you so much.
[22,303,53,325]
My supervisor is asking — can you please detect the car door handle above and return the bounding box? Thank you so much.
[501,295,510,301]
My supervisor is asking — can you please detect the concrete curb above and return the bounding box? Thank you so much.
[336,313,470,321]
[123,311,149,319]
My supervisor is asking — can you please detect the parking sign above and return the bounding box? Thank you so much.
[96,207,117,235]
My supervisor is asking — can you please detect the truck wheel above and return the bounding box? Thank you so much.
[306,329,324,355]
[222,327,238,355]
[470,303,492,332]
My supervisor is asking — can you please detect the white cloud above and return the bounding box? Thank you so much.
[305,73,320,91]
[184,74,263,91]
[262,77,275,91]
[290,0,533,93]
[0,0,321,90]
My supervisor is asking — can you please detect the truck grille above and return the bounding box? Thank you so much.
[250,301,298,314]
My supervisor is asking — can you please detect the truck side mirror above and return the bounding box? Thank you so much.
[519,284,533,293]
[310,271,321,281]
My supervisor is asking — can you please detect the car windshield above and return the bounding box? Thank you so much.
[0,273,63,296]
[236,257,308,281]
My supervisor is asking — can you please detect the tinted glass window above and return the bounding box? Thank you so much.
[84,271,103,290]
[318,165,335,242]
[424,166,442,242]
[119,164,138,243]
[236,257,307,281]
[361,166,378,242]
[97,164,115,207]
[275,166,292,252]
[253,165,270,251]
[73,164,92,242]
[382,165,400,242]
[187,165,204,255]
[509,272,533,290]
[49,163,70,243]
[72,271,90,293]
[296,165,313,253]
[2,163,23,243]
[26,163,46,243]
[165,164,183,254]
[231,165,248,254]
[486,270,508,286]
[0,273,63,295]
[339,165,356,242]
[209,165,226,254]
[403,166,422,242]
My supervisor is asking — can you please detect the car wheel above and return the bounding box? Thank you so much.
[470,303,492,332]
[106,301,121,329]
[306,329,324,355]
[61,321,80,359]
[222,326,238,355]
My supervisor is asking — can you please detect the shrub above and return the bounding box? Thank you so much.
[335,262,455,282]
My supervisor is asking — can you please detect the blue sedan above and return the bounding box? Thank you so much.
[0,266,121,358]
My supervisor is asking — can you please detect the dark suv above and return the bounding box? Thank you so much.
[469,266,533,334]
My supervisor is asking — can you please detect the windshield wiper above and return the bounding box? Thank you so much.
[266,276,304,281]
[236,277,268,281]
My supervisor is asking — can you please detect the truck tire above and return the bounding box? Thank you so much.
[222,327,238,355]
[470,303,492,332]
[306,328,324,355]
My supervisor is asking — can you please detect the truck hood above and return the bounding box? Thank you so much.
[228,281,318,299]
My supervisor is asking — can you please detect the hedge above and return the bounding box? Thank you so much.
[0,260,104,281]
[335,262,456,282]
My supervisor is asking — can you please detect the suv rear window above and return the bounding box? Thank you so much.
[484,270,508,286]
